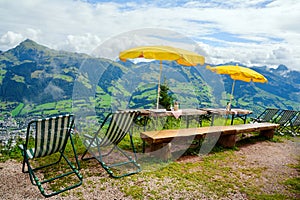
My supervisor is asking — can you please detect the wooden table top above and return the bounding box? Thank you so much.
[199,108,252,115]
[139,108,207,117]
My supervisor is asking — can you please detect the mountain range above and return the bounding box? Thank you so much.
[0,39,299,118]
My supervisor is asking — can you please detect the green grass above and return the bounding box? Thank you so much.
[115,145,297,200]
[11,74,25,83]
[0,138,23,162]
[0,68,7,84]
[15,100,74,116]
[1,112,299,199]
[1,133,299,199]
[53,74,73,82]
[11,103,24,116]
[284,177,300,195]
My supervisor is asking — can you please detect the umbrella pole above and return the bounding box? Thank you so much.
[225,80,236,124]
[156,60,162,109]
[229,80,236,105]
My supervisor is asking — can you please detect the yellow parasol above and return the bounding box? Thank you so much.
[206,64,268,106]
[119,45,205,109]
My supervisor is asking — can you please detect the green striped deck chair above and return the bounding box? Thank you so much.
[18,114,83,197]
[289,111,300,136]
[82,110,141,178]
[250,108,280,123]
[272,110,298,135]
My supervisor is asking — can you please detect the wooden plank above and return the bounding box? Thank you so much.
[199,108,252,115]
[141,122,279,160]
[140,126,236,144]
[139,109,207,117]
[181,109,207,116]
[140,122,279,145]
[233,123,279,133]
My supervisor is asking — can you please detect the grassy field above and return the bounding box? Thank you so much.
[1,115,299,199]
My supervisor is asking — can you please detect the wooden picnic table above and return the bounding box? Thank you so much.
[138,108,208,128]
[198,108,253,125]
[139,108,207,117]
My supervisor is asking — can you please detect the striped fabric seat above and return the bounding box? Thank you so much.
[30,115,71,158]
[82,110,141,178]
[290,112,300,135]
[99,111,138,146]
[273,110,298,134]
[19,114,82,197]
[251,108,280,123]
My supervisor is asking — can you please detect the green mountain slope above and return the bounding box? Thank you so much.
[0,39,299,119]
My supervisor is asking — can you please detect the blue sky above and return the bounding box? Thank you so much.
[0,0,299,71]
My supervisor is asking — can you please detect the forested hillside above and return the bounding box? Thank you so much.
[0,39,299,118]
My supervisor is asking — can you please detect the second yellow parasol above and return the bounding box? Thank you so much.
[206,64,268,107]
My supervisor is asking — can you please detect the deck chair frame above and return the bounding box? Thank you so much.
[81,110,141,178]
[251,108,280,123]
[289,112,300,136]
[272,110,298,135]
[19,114,82,197]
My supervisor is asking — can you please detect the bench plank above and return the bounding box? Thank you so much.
[141,123,278,144]
[140,126,236,144]
[140,122,279,160]
[232,123,279,133]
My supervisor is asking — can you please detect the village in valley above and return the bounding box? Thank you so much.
[0,114,29,146]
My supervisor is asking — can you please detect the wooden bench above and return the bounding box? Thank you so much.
[140,122,279,160]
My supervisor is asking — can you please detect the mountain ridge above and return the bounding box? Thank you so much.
[0,39,299,117]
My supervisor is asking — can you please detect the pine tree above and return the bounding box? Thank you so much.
[159,78,174,110]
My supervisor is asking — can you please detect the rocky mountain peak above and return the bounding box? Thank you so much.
[276,64,289,71]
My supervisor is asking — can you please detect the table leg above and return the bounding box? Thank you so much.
[210,114,215,126]
[185,115,189,128]
[243,115,247,124]
[142,140,146,153]
[231,114,234,125]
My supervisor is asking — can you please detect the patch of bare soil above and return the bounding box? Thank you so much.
[235,138,300,197]
[0,138,299,200]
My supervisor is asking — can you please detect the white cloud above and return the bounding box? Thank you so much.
[0,28,42,50]
[25,28,41,41]
[58,33,102,54]
[0,31,24,49]
[0,0,299,71]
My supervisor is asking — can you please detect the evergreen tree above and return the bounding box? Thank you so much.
[159,78,174,110]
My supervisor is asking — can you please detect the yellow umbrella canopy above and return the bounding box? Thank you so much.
[207,65,267,83]
[206,64,268,106]
[119,45,205,109]
[119,45,205,66]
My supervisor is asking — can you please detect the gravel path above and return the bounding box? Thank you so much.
[0,137,299,200]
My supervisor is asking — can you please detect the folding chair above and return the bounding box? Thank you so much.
[289,111,300,136]
[272,110,298,135]
[250,108,280,123]
[81,110,141,178]
[19,114,83,197]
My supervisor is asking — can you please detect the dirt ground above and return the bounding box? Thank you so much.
[0,137,299,200]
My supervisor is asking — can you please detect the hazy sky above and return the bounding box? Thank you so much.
[1,0,299,71]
